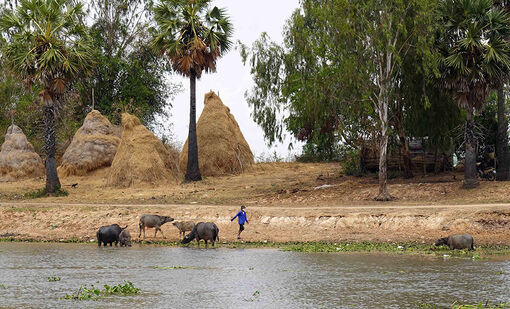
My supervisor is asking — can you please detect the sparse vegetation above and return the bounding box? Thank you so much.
[61,281,140,301]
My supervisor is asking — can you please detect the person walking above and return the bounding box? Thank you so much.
[231,205,248,240]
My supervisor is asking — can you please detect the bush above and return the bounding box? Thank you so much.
[340,148,363,176]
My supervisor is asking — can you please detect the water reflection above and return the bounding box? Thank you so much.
[0,243,509,308]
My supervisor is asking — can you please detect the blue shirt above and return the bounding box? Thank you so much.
[232,210,247,224]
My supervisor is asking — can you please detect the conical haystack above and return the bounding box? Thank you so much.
[0,124,44,181]
[179,91,254,177]
[58,110,121,177]
[107,113,178,187]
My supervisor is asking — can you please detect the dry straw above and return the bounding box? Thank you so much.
[107,113,179,187]
[179,91,254,177]
[0,124,44,181]
[58,110,121,177]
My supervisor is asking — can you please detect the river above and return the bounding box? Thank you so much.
[0,242,509,308]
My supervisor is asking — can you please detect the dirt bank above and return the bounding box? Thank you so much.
[1,202,509,245]
[1,163,510,244]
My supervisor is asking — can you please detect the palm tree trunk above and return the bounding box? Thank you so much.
[496,86,509,181]
[463,109,479,188]
[43,103,60,193]
[185,71,202,182]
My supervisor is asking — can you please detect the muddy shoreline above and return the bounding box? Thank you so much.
[1,202,510,246]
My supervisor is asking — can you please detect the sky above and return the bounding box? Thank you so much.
[166,0,302,161]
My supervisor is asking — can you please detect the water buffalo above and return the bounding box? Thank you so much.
[172,221,195,239]
[97,224,127,247]
[181,222,219,248]
[139,214,174,239]
[435,234,474,250]
[119,230,132,247]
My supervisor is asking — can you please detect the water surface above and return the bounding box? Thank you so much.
[0,243,509,308]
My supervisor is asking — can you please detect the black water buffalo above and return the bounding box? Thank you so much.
[435,234,474,250]
[97,224,128,247]
[119,229,132,247]
[139,214,174,239]
[181,222,219,248]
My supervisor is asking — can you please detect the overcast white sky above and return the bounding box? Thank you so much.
[167,0,302,160]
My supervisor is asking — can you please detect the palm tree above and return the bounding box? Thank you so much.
[152,0,233,182]
[0,0,95,193]
[438,0,510,188]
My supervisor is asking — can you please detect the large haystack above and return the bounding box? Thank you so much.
[179,91,254,177]
[107,113,178,187]
[58,110,121,177]
[0,124,44,181]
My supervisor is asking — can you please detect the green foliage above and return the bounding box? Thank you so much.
[340,147,363,176]
[62,281,140,301]
[82,0,180,130]
[24,186,68,199]
[152,0,233,78]
[48,276,61,282]
[437,0,510,112]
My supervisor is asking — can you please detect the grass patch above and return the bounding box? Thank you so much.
[48,276,61,282]
[61,281,140,301]
[0,284,5,289]
[420,302,510,308]
[24,186,68,199]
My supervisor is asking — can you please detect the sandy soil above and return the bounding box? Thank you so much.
[0,162,509,244]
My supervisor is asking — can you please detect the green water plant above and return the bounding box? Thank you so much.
[48,276,61,282]
[61,281,140,301]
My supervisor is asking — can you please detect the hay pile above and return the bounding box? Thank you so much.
[107,113,178,187]
[179,91,254,176]
[58,110,121,177]
[0,124,44,181]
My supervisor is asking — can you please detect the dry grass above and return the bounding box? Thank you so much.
[106,113,179,188]
[58,110,121,177]
[179,91,254,176]
[0,124,44,182]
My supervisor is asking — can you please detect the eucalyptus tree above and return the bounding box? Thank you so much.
[0,0,95,193]
[437,0,510,188]
[152,0,232,182]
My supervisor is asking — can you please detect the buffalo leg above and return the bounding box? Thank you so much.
[196,239,200,247]
[158,228,166,239]
[205,240,208,248]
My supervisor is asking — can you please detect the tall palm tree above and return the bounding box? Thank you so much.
[494,0,510,181]
[0,0,95,193]
[152,0,233,182]
[438,0,510,188]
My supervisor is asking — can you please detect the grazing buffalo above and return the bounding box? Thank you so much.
[119,230,132,247]
[435,234,474,250]
[181,222,219,248]
[97,224,128,247]
[139,214,174,239]
[172,221,195,239]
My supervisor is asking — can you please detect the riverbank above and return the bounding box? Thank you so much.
[1,201,510,250]
[1,237,510,259]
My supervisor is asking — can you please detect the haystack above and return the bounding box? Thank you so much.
[0,124,44,181]
[58,110,121,177]
[179,91,254,177]
[107,113,178,187]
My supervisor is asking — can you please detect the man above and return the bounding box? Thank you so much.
[231,205,248,240]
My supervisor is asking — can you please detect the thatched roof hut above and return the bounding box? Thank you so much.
[179,91,254,177]
[0,124,44,181]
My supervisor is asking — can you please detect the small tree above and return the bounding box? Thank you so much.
[0,0,95,193]
[152,0,233,182]
[437,0,510,188]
